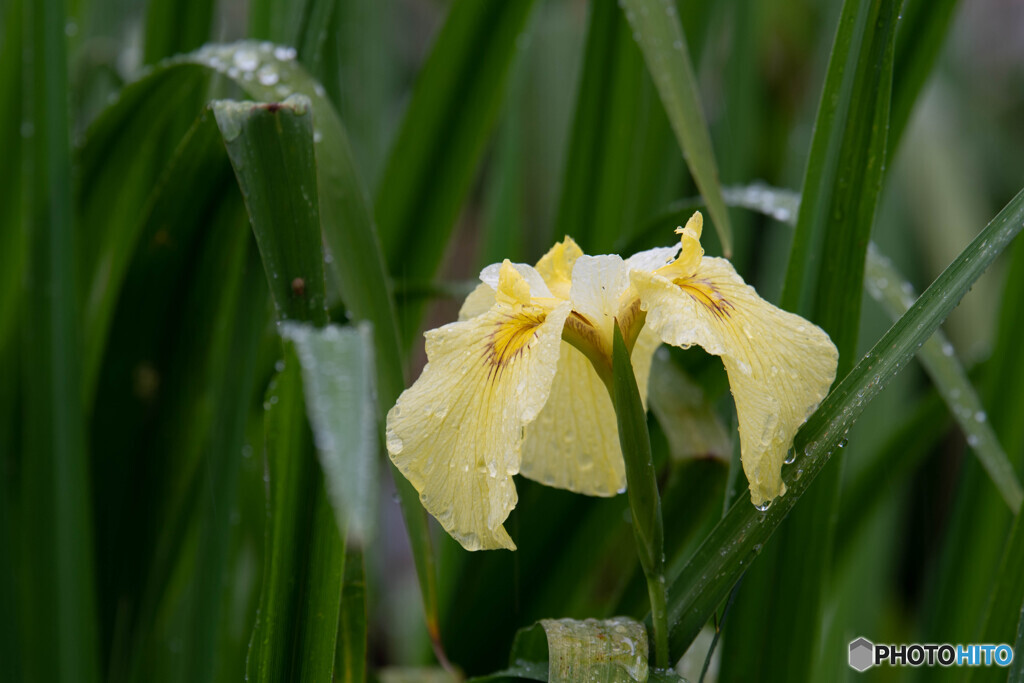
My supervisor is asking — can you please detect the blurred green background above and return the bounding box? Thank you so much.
[3,0,1024,681]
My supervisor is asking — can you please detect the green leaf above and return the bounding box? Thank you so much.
[555,0,675,254]
[281,322,378,544]
[620,0,733,255]
[781,0,898,365]
[21,0,100,679]
[888,0,961,163]
[665,185,1024,657]
[142,0,215,64]
[214,96,329,326]
[0,0,27,349]
[337,547,367,683]
[612,324,668,668]
[247,356,345,683]
[729,0,900,675]
[968,508,1024,683]
[865,245,1022,513]
[1012,596,1024,683]
[374,0,539,342]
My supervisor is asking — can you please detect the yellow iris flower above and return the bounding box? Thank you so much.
[386,212,838,551]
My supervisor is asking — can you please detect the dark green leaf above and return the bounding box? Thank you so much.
[620,0,733,255]
[556,0,676,254]
[142,0,215,64]
[374,0,539,343]
[247,356,345,683]
[21,0,100,679]
[729,0,900,676]
[214,96,329,325]
[337,547,367,683]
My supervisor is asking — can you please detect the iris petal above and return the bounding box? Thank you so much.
[387,266,571,550]
[631,256,837,506]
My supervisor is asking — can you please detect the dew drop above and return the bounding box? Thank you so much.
[784,448,796,465]
[257,64,280,86]
[975,411,987,423]
[233,48,259,72]
[754,500,772,512]
[274,359,285,372]
[386,433,404,454]
[967,434,980,447]
[273,45,296,61]
[837,438,848,449]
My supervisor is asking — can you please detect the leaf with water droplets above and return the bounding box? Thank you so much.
[281,322,379,544]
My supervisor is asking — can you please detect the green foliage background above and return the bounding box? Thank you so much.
[3,0,1024,681]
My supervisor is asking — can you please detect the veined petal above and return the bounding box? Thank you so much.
[631,257,838,507]
[520,331,660,496]
[387,266,572,550]
[521,342,623,495]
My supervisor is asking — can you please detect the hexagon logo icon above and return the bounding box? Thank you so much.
[849,637,874,672]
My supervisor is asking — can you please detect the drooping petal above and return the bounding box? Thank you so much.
[631,256,838,507]
[387,264,571,550]
[520,342,623,495]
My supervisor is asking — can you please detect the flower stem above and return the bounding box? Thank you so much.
[610,322,669,668]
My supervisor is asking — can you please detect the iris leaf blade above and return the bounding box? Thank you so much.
[373,0,539,344]
[620,0,732,255]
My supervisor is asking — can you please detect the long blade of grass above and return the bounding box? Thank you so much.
[82,48,443,656]
[620,0,733,255]
[215,95,346,681]
[22,0,100,679]
[142,0,215,64]
[665,185,1024,657]
[888,0,961,163]
[727,0,899,674]
[555,0,667,254]
[865,245,1022,512]
[374,0,539,342]
[967,507,1024,683]
[247,355,345,682]
[337,547,368,683]
[214,96,329,325]
[0,0,27,348]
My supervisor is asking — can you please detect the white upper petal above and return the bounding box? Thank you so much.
[625,245,680,273]
[568,255,630,342]
[480,262,554,299]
